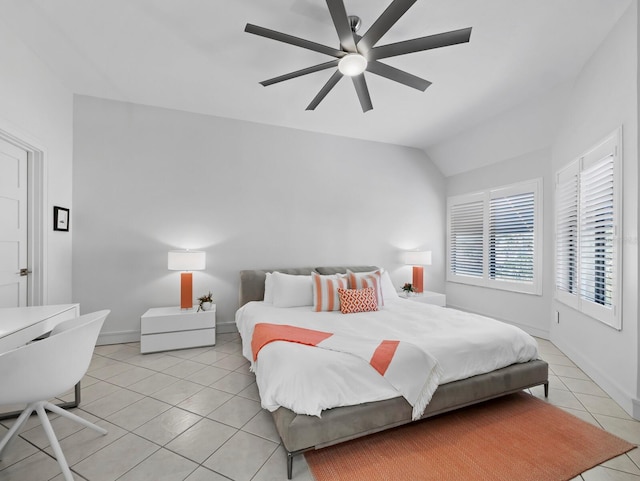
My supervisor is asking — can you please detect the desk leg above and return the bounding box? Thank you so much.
[0,381,81,421]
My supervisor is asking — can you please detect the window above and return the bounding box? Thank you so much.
[555,128,622,329]
[489,190,536,283]
[449,195,484,278]
[447,179,542,295]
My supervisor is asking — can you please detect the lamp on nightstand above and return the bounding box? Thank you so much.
[168,250,206,309]
[403,250,432,293]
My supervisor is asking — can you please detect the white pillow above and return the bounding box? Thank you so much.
[263,272,273,304]
[271,272,313,308]
[380,270,400,303]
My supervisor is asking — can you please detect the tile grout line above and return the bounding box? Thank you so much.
[3,335,639,481]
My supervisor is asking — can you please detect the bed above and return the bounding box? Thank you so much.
[236,266,549,478]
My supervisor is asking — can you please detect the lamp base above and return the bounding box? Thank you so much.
[180,272,193,309]
[412,266,424,293]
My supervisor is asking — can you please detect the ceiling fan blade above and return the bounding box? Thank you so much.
[352,75,373,112]
[306,70,344,110]
[357,0,418,54]
[369,27,472,60]
[260,60,340,86]
[366,61,431,91]
[326,0,357,53]
[245,24,345,58]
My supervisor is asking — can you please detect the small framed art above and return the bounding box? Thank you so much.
[53,206,70,232]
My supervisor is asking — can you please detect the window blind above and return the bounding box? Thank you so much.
[579,155,615,308]
[555,169,578,296]
[489,192,535,282]
[554,127,621,329]
[449,200,484,278]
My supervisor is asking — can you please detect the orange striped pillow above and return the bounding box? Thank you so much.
[312,272,348,312]
[338,287,378,314]
[347,270,384,307]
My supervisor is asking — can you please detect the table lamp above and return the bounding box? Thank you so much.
[168,250,206,309]
[403,250,432,293]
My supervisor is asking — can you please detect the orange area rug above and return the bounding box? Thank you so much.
[305,392,634,481]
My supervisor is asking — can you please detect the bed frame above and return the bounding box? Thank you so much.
[239,266,549,479]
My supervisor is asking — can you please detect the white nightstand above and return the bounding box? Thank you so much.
[400,291,446,307]
[140,306,216,354]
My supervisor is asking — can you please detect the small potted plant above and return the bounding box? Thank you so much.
[401,283,415,297]
[197,291,213,312]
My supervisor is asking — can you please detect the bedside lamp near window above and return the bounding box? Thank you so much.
[403,250,432,293]
[168,250,206,309]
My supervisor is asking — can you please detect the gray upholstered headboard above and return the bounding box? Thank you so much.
[239,265,378,307]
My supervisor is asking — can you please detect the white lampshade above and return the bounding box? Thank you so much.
[403,250,432,266]
[338,53,368,76]
[168,250,206,271]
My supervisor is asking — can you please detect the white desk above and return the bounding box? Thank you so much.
[0,304,80,353]
[0,304,80,419]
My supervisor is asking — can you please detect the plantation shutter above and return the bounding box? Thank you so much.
[555,167,579,296]
[554,128,620,329]
[449,200,484,278]
[489,192,535,282]
[579,155,615,308]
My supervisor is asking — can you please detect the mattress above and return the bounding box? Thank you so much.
[236,298,539,417]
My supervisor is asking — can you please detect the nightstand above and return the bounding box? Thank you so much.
[140,306,216,354]
[400,291,446,307]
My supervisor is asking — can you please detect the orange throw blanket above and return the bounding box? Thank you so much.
[251,322,442,419]
[252,324,332,361]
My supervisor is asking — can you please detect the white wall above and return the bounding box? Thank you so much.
[427,82,572,177]
[0,25,74,304]
[445,148,554,338]
[72,95,446,341]
[550,3,638,417]
[434,1,638,417]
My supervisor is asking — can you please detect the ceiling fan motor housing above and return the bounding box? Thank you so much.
[245,0,472,112]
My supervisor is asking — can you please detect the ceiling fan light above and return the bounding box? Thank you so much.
[338,53,367,76]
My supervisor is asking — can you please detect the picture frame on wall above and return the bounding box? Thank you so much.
[53,206,70,232]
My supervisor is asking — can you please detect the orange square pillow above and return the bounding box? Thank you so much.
[338,287,378,314]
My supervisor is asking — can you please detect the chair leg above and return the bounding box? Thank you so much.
[35,402,74,481]
[45,402,107,436]
[0,404,35,460]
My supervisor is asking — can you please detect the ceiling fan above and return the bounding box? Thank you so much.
[245,0,472,112]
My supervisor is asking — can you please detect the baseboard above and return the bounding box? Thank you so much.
[551,336,639,420]
[97,330,140,345]
[97,323,238,345]
[446,303,550,340]
[632,398,640,420]
[217,321,238,334]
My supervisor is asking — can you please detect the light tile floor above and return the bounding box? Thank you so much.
[0,334,638,481]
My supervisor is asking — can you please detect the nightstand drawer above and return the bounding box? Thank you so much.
[141,328,216,354]
[140,306,216,353]
[141,306,216,335]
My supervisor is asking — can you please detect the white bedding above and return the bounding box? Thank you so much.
[235,299,539,417]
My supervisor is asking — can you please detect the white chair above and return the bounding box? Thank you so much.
[0,310,110,481]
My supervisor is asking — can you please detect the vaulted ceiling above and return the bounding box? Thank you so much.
[0,0,632,171]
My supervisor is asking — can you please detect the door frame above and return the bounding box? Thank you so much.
[0,125,46,306]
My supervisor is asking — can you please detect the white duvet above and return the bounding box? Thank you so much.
[235,299,539,417]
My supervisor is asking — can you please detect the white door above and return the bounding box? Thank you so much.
[0,138,28,307]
